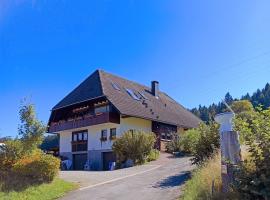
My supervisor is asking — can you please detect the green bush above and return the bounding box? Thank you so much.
[165,133,181,153]
[147,149,160,162]
[180,129,200,154]
[12,150,60,183]
[233,107,270,200]
[0,102,60,192]
[0,140,24,171]
[191,123,220,165]
[112,130,156,165]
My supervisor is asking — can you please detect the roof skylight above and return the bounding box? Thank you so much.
[111,82,121,91]
[138,91,148,100]
[125,88,140,100]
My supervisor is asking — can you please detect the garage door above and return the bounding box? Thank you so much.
[103,152,116,170]
[73,154,87,170]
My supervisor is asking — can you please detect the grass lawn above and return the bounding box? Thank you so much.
[0,178,78,200]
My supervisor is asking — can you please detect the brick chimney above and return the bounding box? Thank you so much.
[151,81,159,97]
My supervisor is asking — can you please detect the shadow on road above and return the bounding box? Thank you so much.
[153,171,191,189]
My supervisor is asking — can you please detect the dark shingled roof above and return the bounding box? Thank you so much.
[53,70,201,128]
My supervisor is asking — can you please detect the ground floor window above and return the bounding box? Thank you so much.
[161,132,173,140]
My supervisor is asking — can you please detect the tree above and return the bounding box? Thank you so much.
[230,100,254,114]
[224,92,234,105]
[191,83,270,123]
[234,107,270,199]
[0,101,59,191]
[18,101,47,153]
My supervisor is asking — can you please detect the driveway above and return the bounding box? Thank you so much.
[60,153,194,200]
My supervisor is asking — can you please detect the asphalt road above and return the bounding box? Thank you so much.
[60,155,193,200]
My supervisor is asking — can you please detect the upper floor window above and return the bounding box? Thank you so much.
[138,91,148,100]
[95,105,110,115]
[125,88,140,101]
[72,130,88,152]
[110,128,116,140]
[111,82,121,91]
[72,130,88,142]
[101,129,107,141]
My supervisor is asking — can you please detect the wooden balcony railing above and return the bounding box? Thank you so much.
[71,141,87,152]
[49,112,120,132]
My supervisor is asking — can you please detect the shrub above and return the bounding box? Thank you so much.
[191,123,220,165]
[0,101,60,192]
[0,140,24,171]
[112,130,156,165]
[12,150,60,183]
[147,149,160,162]
[233,107,270,200]
[165,133,182,153]
[180,129,200,154]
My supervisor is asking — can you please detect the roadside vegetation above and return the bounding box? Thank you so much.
[0,101,76,199]
[181,153,222,200]
[166,123,220,165]
[0,178,76,200]
[180,100,270,200]
[112,130,158,167]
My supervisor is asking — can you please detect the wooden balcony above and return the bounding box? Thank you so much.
[72,141,87,152]
[49,112,120,133]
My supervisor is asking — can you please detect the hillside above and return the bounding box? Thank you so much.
[191,83,270,122]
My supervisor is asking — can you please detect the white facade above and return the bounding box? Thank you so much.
[59,116,152,154]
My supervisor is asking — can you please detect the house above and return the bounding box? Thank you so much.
[48,70,201,170]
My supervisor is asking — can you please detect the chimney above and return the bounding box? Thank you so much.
[151,81,159,97]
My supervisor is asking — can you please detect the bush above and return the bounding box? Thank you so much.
[191,123,220,165]
[165,133,182,153]
[0,101,60,192]
[180,129,200,154]
[112,130,156,165]
[12,150,60,183]
[147,149,160,162]
[233,107,270,200]
[0,140,24,172]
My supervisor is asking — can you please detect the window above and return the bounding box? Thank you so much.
[110,128,116,140]
[72,130,88,152]
[72,130,88,142]
[95,105,110,114]
[101,129,107,141]
[166,133,172,140]
[111,82,121,91]
[138,91,148,100]
[161,132,173,141]
[161,133,166,140]
[125,88,140,100]
[83,132,88,141]
[73,134,77,141]
[78,133,83,140]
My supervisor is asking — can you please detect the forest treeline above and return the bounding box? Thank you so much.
[191,83,270,122]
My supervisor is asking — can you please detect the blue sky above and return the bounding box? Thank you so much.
[1,0,270,137]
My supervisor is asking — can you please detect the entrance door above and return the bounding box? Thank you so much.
[73,154,87,170]
[103,152,116,170]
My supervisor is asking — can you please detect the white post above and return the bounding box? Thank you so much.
[214,112,241,192]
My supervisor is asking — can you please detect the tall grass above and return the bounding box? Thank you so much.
[181,153,222,200]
